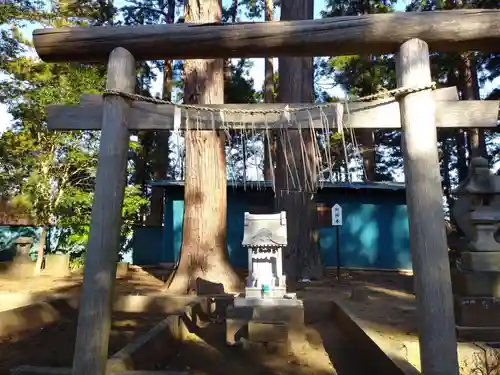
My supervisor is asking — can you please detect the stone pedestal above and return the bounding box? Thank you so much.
[44,254,70,277]
[451,269,500,298]
[226,297,304,352]
[452,157,500,341]
[226,211,304,352]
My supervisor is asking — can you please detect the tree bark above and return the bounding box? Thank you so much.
[34,226,47,275]
[263,0,275,182]
[459,53,486,158]
[167,0,242,294]
[360,130,376,181]
[276,0,323,281]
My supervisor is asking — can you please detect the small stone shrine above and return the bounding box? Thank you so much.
[452,157,500,341]
[226,211,304,352]
[242,211,287,299]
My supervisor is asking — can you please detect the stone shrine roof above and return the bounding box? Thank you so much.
[242,212,287,247]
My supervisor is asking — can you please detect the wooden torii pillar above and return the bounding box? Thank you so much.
[32,9,500,375]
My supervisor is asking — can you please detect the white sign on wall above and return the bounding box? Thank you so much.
[332,204,343,226]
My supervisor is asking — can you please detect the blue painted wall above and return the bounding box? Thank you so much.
[131,183,412,271]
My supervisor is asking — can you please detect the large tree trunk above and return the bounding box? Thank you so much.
[276,0,323,282]
[167,0,241,294]
[263,0,276,182]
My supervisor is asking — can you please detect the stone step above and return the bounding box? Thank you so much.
[451,269,500,297]
[11,366,188,375]
[454,296,500,327]
[10,366,71,375]
[457,326,500,342]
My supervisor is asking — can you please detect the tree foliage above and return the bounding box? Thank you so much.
[0,1,147,263]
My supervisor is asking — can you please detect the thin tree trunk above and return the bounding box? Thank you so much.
[360,130,376,181]
[263,0,275,182]
[456,130,468,182]
[34,226,47,276]
[446,68,468,183]
[441,137,453,212]
[460,53,486,158]
[243,136,247,183]
[148,0,175,226]
[167,0,241,294]
[276,0,323,282]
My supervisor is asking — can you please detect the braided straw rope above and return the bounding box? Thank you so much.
[102,82,437,115]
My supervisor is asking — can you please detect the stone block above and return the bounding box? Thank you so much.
[454,296,500,327]
[204,295,234,318]
[227,303,304,327]
[461,252,500,272]
[10,366,71,375]
[195,278,224,295]
[234,296,302,308]
[116,262,129,277]
[44,254,70,277]
[248,320,288,343]
[226,318,248,345]
[456,326,500,342]
[245,286,286,299]
[183,300,210,328]
[452,269,500,297]
[469,223,500,252]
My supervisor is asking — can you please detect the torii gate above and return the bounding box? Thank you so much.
[32,9,500,375]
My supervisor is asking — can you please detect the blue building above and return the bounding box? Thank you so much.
[131,181,412,271]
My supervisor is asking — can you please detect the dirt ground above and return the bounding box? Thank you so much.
[0,266,167,375]
[1,267,494,375]
[0,265,166,296]
[0,267,384,375]
[154,322,350,375]
[304,270,500,375]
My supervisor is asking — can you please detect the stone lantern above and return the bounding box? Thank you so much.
[452,157,500,341]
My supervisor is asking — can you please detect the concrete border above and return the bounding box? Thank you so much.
[106,314,189,373]
[9,298,203,375]
[331,297,420,375]
[0,294,200,338]
[0,294,79,337]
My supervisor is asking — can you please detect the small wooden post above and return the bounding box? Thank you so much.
[71,47,135,375]
[396,38,459,375]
